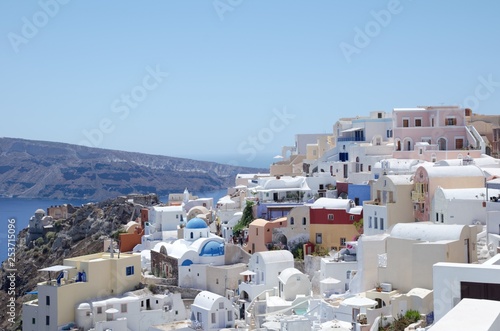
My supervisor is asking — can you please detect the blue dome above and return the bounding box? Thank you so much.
[186,217,208,229]
[200,241,224,257]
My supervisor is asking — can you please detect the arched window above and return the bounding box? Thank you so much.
[290,217,294,225]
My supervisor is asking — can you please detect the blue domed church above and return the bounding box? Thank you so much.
[152,217,226,289]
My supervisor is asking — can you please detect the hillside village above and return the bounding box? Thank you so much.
[10,105,500,331]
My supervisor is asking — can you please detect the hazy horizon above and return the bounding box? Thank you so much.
[2,1,500,167]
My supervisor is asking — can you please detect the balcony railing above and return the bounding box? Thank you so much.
[411,191,425,202]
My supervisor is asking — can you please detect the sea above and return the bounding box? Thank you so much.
[0,189,228,263]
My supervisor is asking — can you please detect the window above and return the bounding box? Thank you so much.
[46,295,50,306]
[121,304,127,313]
[46,316,50,326]
[228,310,233,321]
[256,228,258,235]
[403,118,409,127]
[126,266,135,276]
[369,216,372,228]
[415,118,422,127]
[374,217,378,229]
[190,232,193,239]
[327,214,334,221]
[216,278,219,284]
[316,233,322,244]
[97,307,103,314]
[32,318,35,325]
[347,270,351,279]
[219,302,224,309]
[212,312,216,323]
[386,129,393,138]
[380,218,384,230]
[290,217,294,225]
[197,312,202,322]
[176,214,179,219]
[340,238,346,247]
[456,138,464,149]
[302,217,307,225]
[446,117,457,126]
[350,215,355,221]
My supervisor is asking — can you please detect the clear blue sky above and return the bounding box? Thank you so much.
[1,1,499,168]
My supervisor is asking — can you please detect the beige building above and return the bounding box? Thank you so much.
[23,252,141,331]
[377,223,479,293]
[364,174,414,235]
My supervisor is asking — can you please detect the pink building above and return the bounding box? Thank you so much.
[412,165,485,222]
[393,106,484,161]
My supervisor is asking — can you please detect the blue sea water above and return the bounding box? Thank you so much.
[0,197,90,262]
[0,189,229,262]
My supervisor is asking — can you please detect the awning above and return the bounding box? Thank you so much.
[39,265,75,272]
[105,308,119,314]
[341,127,363,133]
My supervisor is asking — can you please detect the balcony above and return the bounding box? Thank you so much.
[411,191,425,203]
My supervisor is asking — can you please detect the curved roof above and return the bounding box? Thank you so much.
[200,240,224,256]
[437,187,500,200]
[311,198,351,210]
[262,176,309,190]
[35,209,45,215]
[278,267,303,284]
[188,206,209,215]
[193,291,224,309]
[186,217,208,229]
[255,250,293,264]
[390,223,465,242]
[77,303,91,310]
[250,218,269,227]
[423,165,484,178]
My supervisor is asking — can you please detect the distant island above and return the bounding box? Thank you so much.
[0,137,268,200]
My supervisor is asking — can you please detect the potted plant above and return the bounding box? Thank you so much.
[375,282,382,292]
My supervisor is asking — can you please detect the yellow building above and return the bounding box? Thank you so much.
[23,252,141,331]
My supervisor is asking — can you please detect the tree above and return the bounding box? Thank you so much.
[233,200,254,235]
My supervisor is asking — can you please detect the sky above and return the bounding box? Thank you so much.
[1,1,500,168]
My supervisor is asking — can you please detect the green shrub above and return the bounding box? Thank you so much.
[46,231,56,242]
[35,237,45,246]
[404,310,421,323]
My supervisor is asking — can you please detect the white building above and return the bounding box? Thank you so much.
[433,254,500,322]
[320,255,357,296]
[149,205,186,232]
[190,291,235,330]
[314,111,394,182]
[239,250,294,301]
[74,288,186,331]
[432,187,500,225]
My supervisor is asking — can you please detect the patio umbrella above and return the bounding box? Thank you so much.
[320,277,341,285]
[105,308,119,314]
[341,295,378,308]
[240,270,256,276]
[273,155,284,159]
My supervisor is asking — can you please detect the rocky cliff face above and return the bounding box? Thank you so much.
[0,137,267,200]
[0,194,159,330]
